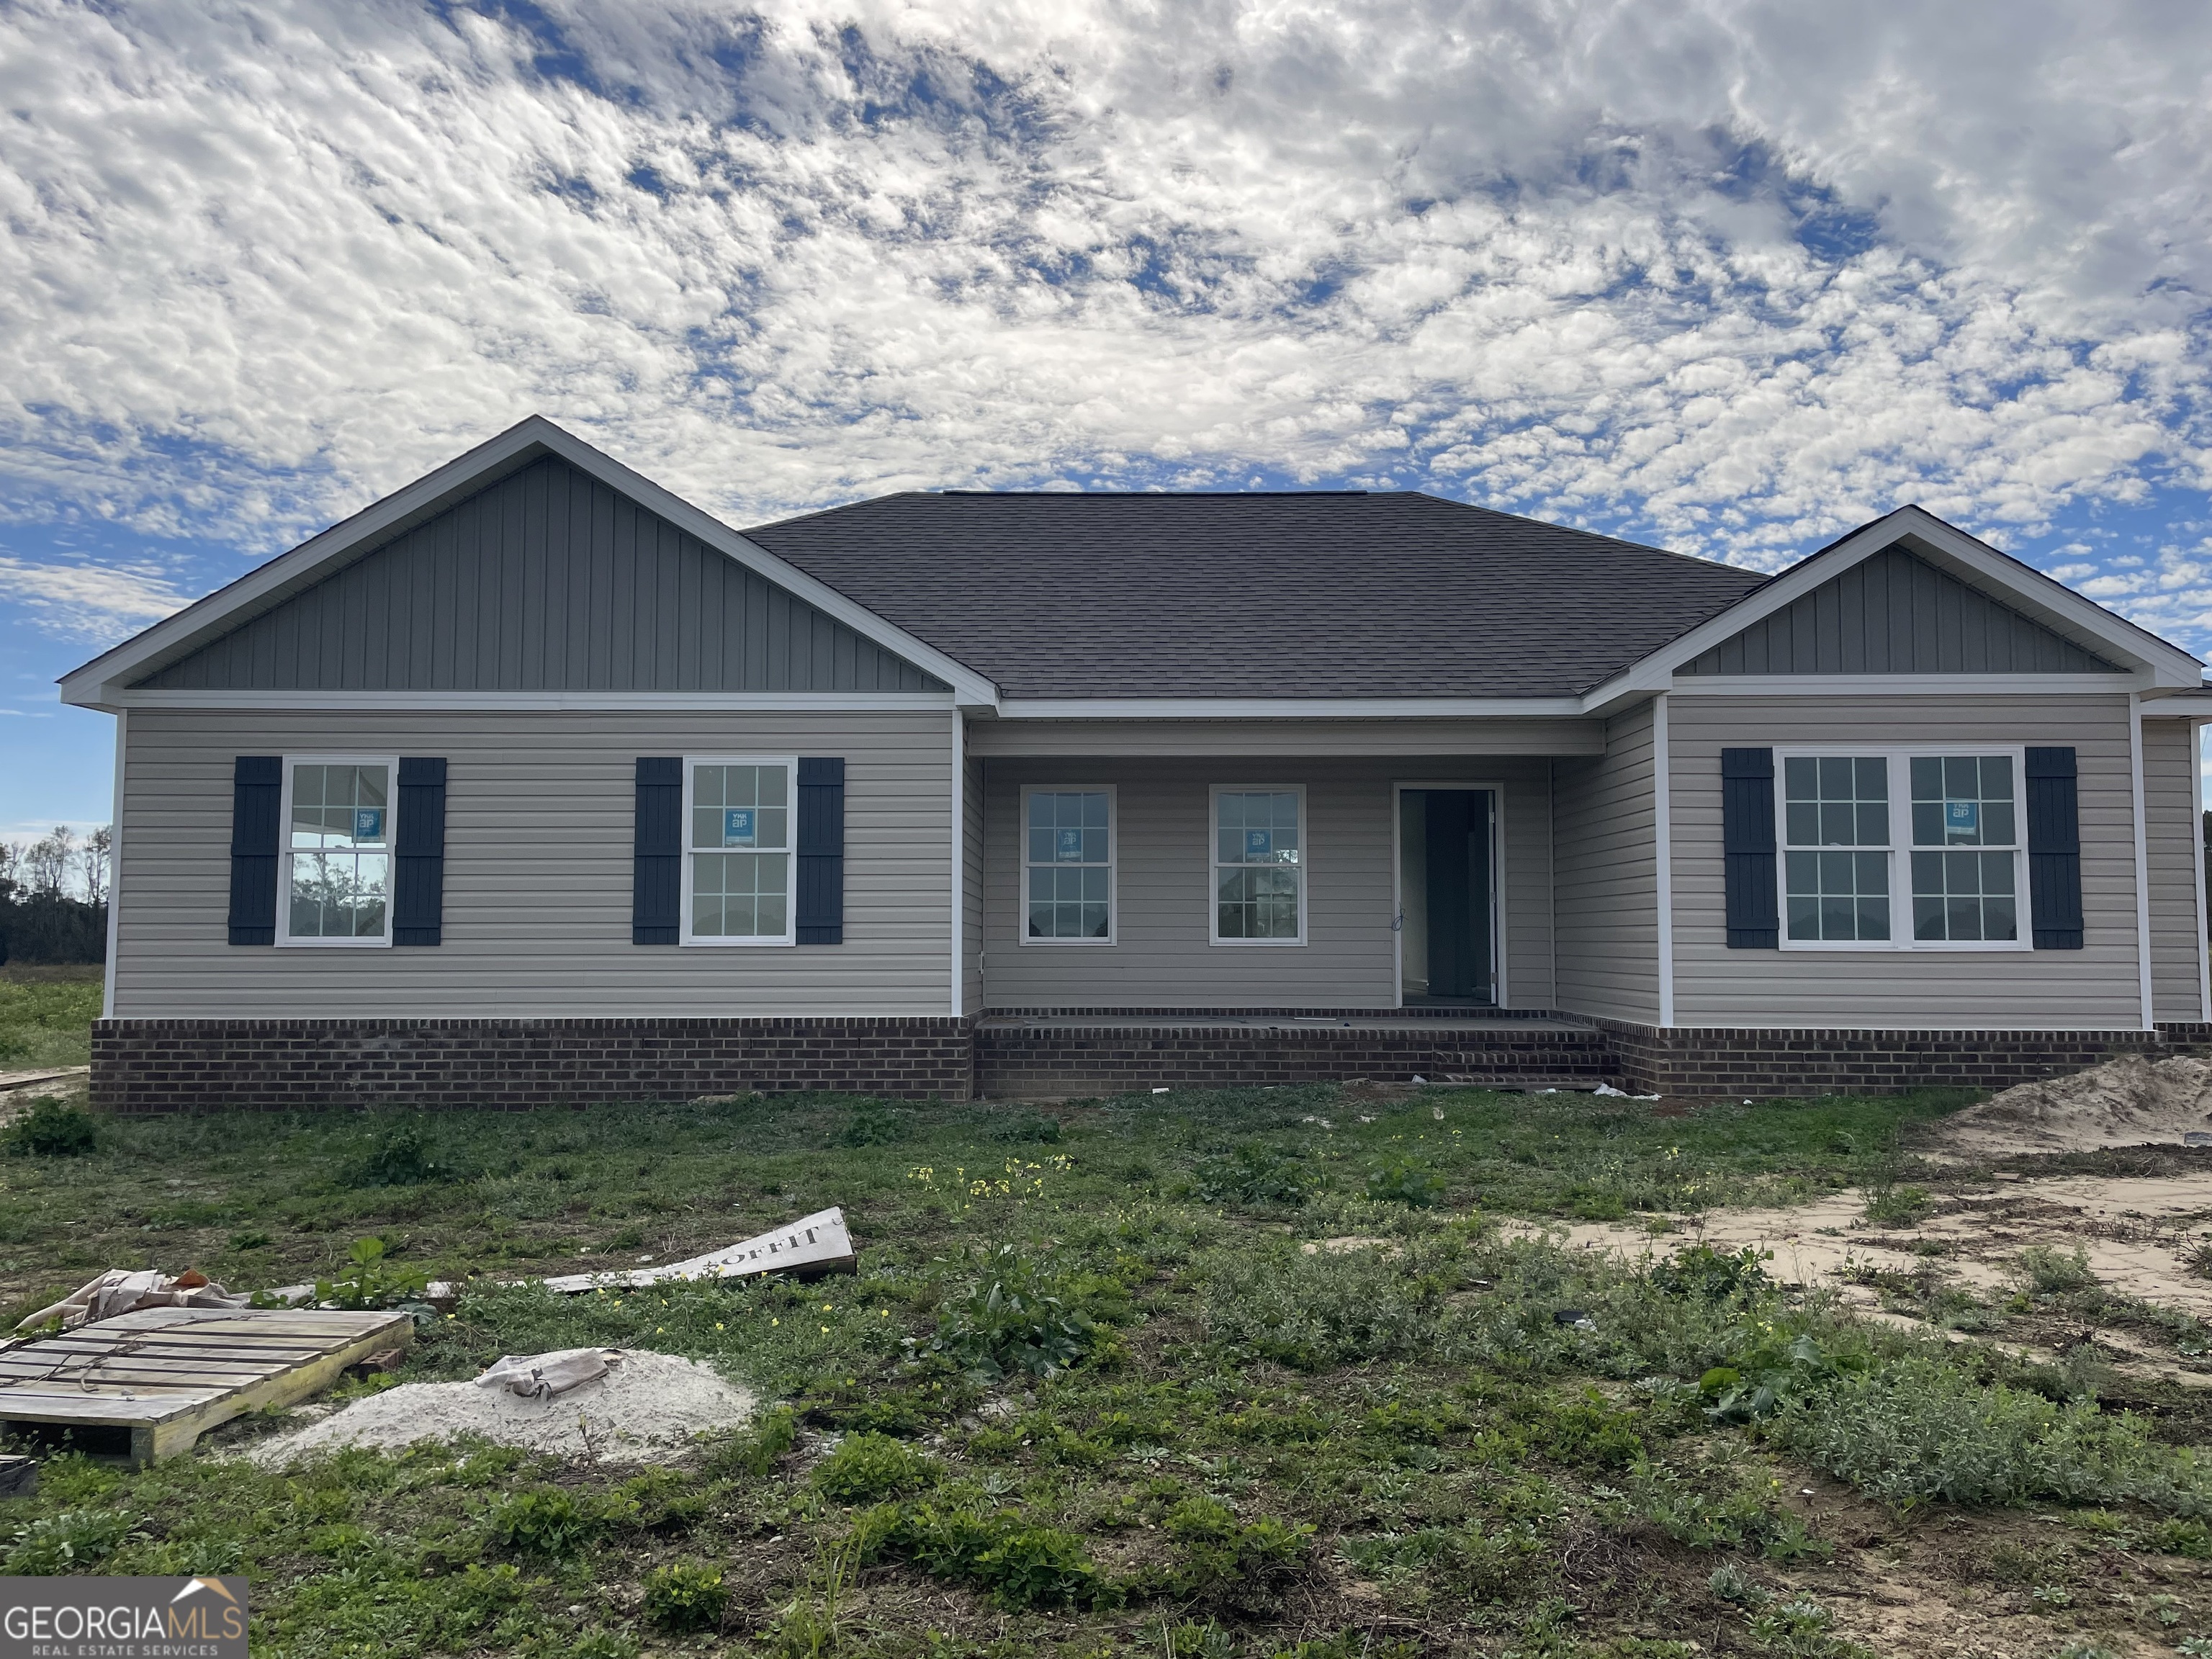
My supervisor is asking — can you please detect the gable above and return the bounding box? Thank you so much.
[137,455,946,695]
[1677,545,2120,677]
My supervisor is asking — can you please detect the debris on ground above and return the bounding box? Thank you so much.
[535,1207,855,1294]
[477,1347,621,1399]
[14,1267,248,1331]
[1930,1053,2212,1155]
[0,1455,36,1499]
[248,1348,755,1466]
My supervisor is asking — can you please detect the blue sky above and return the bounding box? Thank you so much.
[6,0,2212,843]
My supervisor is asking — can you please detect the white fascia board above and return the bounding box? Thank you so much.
[1664,673,2149,696]
[105,689,957,714]
[992,696,1588,719]
[58,415,1001,712]
[1578,505,2206,713]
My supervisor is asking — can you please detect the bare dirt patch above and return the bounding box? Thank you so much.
[1935,1054,2212,1156]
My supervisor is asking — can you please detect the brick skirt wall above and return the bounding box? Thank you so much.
[1591,1017,2171,1098]
[91,1017,975,1112]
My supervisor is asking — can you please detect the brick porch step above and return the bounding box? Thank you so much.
[973,1012,1619,1098]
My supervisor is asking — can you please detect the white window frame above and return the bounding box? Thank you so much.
[1018,784,1118,946]
[680,754,799,948]
[1208,782,1310,947]
[276,753,400,949]
[1774,744,2031,953]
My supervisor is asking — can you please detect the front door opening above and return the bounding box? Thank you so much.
[1398,788,1496,1007]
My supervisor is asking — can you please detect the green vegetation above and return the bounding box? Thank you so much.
[0,966,101,1070]
[0,1072,2206,1655]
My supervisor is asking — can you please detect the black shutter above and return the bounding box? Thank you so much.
[392,757,447,946]
[796,757,846,945]
[1722,747,1779,948]
[227,756,282,945]
[2026,746,2083,949]
[633,757,681,945]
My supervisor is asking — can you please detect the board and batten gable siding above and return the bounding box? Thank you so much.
[136,456,945,695]
[1667,694,2144,1029]
[1550,703,1660,1024]
[979,757,1555,1010]
[113,710,955,1019]
[2142,717,2208,1025]
[1678,547,2118,676]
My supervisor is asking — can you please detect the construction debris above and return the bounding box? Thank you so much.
[477,1348,623,1399]
[536,1207,856,1294]
[0,1455,35,1499]
[1930,1053,2212,1156]
[250,1348,755,1466]
[15,1268,249,1333]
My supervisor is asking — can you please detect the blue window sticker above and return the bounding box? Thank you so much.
[1945,800,1979,835]
[1245,828,1273,860]
[353,807,384,841]
[724,808,755,846]
[1057,827,1084,860]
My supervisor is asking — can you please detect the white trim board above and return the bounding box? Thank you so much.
[1668,674,2148,697]
[1655,693,1675,1028]
[1016,783,1120,948]
[104,690,958,714]
[2131,693,2157,1029]
[1390,780,1509,1010]
[58,416,999,711]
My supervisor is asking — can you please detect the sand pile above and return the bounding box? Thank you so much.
[249,1349,756,1467]
[1929,1054,2212,1156]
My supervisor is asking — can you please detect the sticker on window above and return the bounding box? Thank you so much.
[1945,800,1979,835]
[1058,827,1084,859]
[1245,828,1273,859]
[723,808,756,846]
[354,807,384,840]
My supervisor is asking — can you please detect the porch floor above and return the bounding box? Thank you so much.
[975,1014,1595,1034]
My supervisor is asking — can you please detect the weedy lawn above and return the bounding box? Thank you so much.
[1,1082,2210,1658]
[0,964,102,1070]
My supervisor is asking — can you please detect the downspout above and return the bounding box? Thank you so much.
[1654,692,1675,1029]
[102,709,125,1022]
[2130,692,2154,1031]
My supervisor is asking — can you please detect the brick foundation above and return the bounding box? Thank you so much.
[90,1017,976,1112]
[1591,1017,2175,1098]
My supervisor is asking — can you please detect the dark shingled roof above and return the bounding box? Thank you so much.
[742,490,1771,699]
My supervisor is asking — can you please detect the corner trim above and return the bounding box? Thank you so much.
[2131,691,2156,1029]
[102,709,124,1020]
[1654,692,1675,1028]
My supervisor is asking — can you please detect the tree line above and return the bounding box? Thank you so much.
[0,827,110,966]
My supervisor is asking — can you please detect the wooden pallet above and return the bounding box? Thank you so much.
[0,1307,411,1466]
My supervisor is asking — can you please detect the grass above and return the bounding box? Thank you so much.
[0,966,101,1070]
[0,1074,2206,1655]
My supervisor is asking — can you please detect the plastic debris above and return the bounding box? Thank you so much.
[536,1208,856,1295]
[15,1267,249,1332]
[1591,1083,1662,1101]
[1552,1308,1597,1331]
[476,1348,624,1399]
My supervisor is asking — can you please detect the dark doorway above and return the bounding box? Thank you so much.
[1398,788,1495,1006]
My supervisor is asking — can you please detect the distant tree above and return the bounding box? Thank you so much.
[22,828,73,899]
[0,827,108,966]
[79,827,112,910]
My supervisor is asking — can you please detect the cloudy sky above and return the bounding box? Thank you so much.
[5,0,2212,837]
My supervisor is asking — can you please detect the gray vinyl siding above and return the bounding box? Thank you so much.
[1679,547,2118,675]
[963,751,985,1014]
[979,757,1554,1010]
[1669,693,2144,1028]
[138,457,943,694]
[967,719,1605,758]
[2144,718,2205,1024]
[1551,703,1660,1023]
[113,709,954,1018]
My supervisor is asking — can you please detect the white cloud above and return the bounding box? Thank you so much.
[0,554,189,642]
[0,0,2205,583]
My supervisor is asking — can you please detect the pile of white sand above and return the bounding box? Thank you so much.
[249,1349,756,1467]
[1933,1054,2212,1156]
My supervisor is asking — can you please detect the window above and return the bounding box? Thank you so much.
[279,757,396,945]
[683,758,796,945]
[1023,788,1114,943]
[1781,755,1890,942]
[1212,786,1305,944]
[1776,749,2023,950]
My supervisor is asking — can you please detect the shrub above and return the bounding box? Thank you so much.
[835,1105,909,1148]
[642,1560,729,1632]
[5,1509,138,1573]
[1650,1244,1771,1302]
[1771,1357,2212,1512]
[1192,1143,1308,1205]
[4,1097,98,1158]
[343,1119,450,1187]
[1363,1156,1445,1208]
[811,1432,943,1501]
[2010,1244,2098,1296]
[1202,1242,1444,1370]
[911,1247,1102,1382]
[1862,1184,1933,1227]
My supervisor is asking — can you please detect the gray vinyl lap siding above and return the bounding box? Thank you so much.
[1550,703,1660,1023]
[1668,693,2145,1028]
[979,757,1555,1010]
[114,710,954,1019]
[138,457,943,694]
[1679,547,2118,676]
[2143,717,2206,1024]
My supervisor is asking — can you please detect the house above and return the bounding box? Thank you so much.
[59,417,2212,1110]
